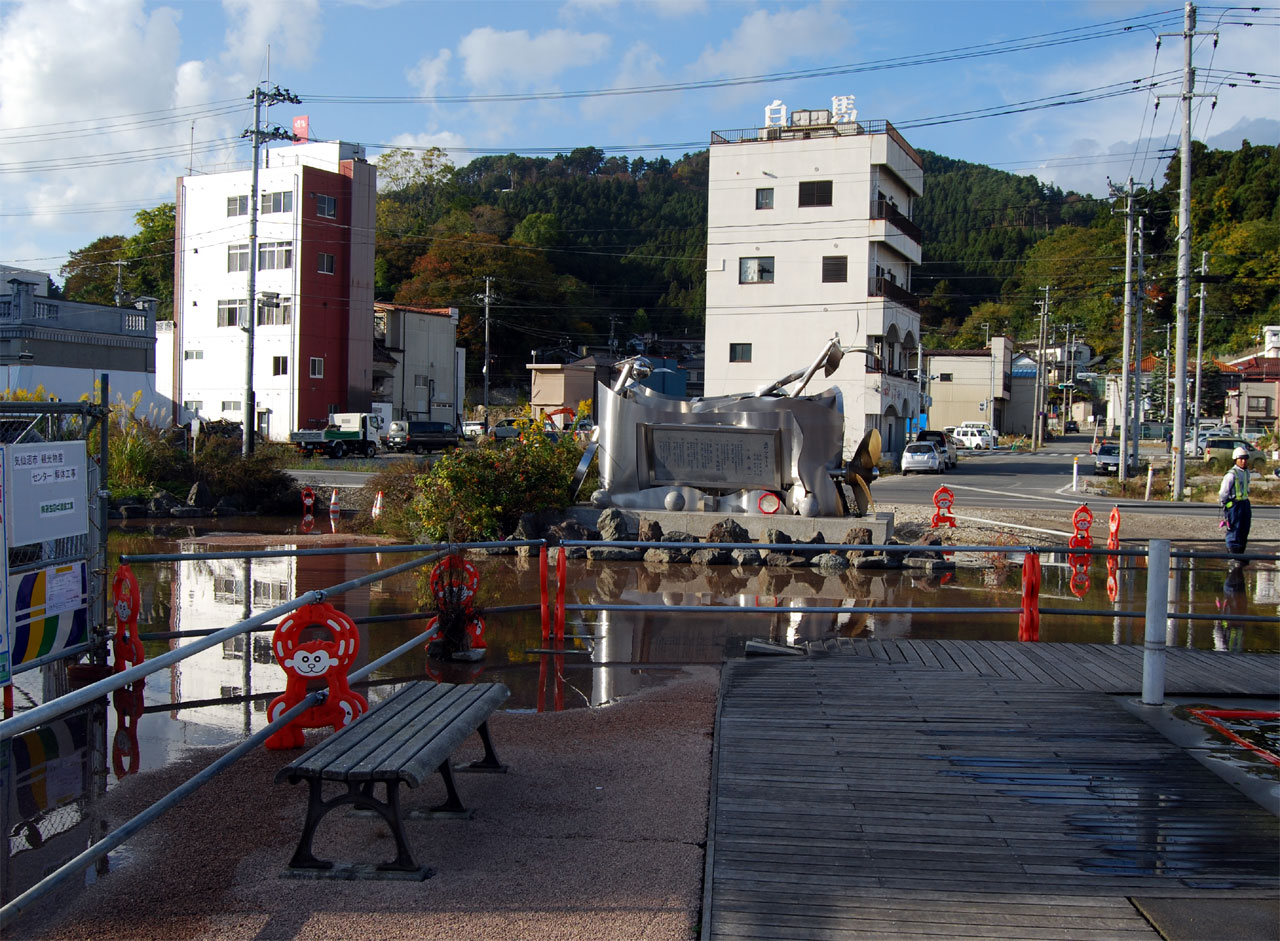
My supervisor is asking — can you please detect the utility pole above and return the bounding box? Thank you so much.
[980,322,993,425]
[482,276,493,431]
[1111,178,1136,482]
[1158,1,1216,498]
[1193,251,1208,440]
[240,83,300,457]
[1131,220,1146,467]
[111,259,128,308]
[1162,323,1173,424]
[1034,289,1050,448]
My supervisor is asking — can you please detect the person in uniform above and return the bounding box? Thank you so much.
[1218,446,1252,556]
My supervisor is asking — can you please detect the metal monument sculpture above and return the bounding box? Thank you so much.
[579,335,880,518]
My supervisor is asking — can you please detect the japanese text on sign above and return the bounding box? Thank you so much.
[645,425,781,490]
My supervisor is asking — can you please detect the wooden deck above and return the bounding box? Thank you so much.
[805,638,1280,695]
[702,645,1280,940]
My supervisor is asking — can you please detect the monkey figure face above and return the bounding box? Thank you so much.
[283,642,340,678]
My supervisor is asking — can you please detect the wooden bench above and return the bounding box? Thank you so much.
[276,681,509,878]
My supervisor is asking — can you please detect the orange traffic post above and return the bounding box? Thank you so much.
[539,545,550,643]
[1019,552,1041,642]
[554,547,567,644]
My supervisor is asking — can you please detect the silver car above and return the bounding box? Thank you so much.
[901,442,944,475]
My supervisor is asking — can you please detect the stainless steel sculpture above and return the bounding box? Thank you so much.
[585,336,879,518]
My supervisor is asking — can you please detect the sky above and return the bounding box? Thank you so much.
[1,0,1277,284]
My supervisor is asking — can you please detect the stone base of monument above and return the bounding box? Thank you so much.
[566,507,894,545]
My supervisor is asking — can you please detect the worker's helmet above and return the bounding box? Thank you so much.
[1232,446,1249,460]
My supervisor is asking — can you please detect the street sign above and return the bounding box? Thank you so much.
[1057,383,1071,389]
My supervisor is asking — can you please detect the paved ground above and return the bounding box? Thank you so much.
[13,668,718,941]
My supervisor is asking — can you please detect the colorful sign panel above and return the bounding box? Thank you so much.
[7,562,88,675]
[6,441,88,545]
[0,446,8,685]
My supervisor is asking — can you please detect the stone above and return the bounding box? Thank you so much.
[812,552,850,572]
[547,519,594,544]
[186,480,215,509]
[586,546,644,562]
[731,548,764,567]
[842,527,875,560]
[147,491,182,516]
[597,507,631,542]
[706,519,749,545]
[170,506,207,518]
[763,551,807,567]
[690,547,733,566]
[763,528,792,548]
[663,491,685,511]
[637,519,664,542]
[119,504,148,519]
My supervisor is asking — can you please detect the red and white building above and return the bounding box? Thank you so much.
[172,141,376,439]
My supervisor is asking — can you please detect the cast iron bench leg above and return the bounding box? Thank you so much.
[431,761,466,814]
[287,777,420,872]
[462,720,506,772]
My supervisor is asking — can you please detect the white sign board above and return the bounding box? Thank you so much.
[6,441,88,545]
[644,425,782,490]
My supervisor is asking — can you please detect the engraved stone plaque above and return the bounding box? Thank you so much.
[643,424,782,490]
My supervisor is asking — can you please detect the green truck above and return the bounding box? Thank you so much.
[289,412,384,459]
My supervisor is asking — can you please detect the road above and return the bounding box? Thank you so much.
[872,435,1226,518]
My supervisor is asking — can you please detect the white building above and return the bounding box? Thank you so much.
[173,141,376,439]
[373,303,463,425]
[703,99,924,458]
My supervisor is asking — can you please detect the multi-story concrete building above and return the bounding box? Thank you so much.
[173,141,375,439]
[921,339,1014,434]
[372,302,463,426]
[704,98,924,458]
[1,273,164,412]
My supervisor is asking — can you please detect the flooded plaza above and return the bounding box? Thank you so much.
[3,515,1277,915]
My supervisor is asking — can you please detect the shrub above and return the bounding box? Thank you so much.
[413,434,582,541]
[193,438,296,511]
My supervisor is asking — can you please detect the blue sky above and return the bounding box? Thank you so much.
[2,0,1276,282]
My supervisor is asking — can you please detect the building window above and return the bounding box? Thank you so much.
[226,195,248,217]
[258,241,293,270]
[217,299,247,327]
[822,256,848,283]
[317,252,335,274]
[414,374,430,388]
[755,188,774,210]
[183,400,202,413]
[310,357,324,379]
[257,296,292,326]
[939,373,953,382]
[799,180,833,207]
[227,243,249,272]
[261,191,293,214]
[273,356,288,376]
[183,349,203,360]
[317,194,337,218]
[1246,396,1271,413]
[739,256,774,284]
[221,400,242,412]
[729,343,752,363]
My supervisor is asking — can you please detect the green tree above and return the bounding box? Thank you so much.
[60,235,127,304]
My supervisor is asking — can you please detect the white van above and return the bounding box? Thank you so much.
[959,420,995,435]
[954,427,994,450]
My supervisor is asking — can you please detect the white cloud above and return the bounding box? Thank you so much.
[456,26,611,91]
[691,5,849,78]
[220,0,322,78]
[560,0,705,19]
[407,49,453,98]
[580,41,674,128]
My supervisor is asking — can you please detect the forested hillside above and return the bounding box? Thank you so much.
[59,140,1278,386]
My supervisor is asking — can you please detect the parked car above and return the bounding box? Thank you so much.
[1064,420,1079,434]
[462,421,484,438]
[954,427,993,450]
[1202,437,1266,468]
[900,442,944,475]
[1093,443,1134,476]
[491,417,562,441]
[385,420,461,454]
[915,430,957,469]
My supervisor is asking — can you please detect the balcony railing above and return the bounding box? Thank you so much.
[870,199,922,243]
[868,277,920,313]
[711,120,922,168]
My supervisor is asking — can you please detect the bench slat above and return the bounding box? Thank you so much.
[276,682,508,786]
[350,685,510,785]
